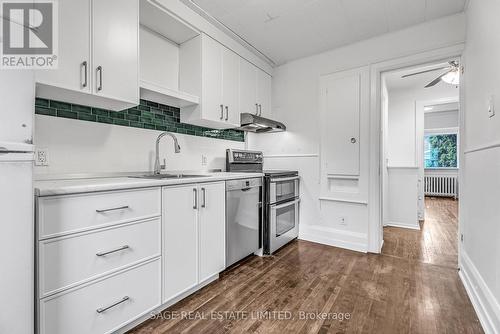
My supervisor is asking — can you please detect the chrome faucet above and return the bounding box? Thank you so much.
[154,132,181,175]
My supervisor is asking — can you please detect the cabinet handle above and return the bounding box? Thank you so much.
[201,187,206,208]
[97,66,103,92]
[81,61,88,88]
[96,296,130,314]
[96,205,129,213]
[193,188,198,209]
[225,106,229,121]
[259,104,262,116]
[255,103,259,115]
[350,137,357,144]
[96,245,130,257]
[220,104,224,120]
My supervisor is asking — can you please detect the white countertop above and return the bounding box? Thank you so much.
[34,172,264,196]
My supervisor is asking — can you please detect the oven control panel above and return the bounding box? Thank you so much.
[226,149,263,164]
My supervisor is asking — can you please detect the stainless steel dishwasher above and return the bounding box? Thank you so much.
[225,177,262,268]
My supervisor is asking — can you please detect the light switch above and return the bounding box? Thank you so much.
[488,95,495,118]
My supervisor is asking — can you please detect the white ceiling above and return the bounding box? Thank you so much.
[187,0,466,65]
[384,60,458,91]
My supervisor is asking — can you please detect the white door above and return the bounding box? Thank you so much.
[257,70,272,118]
[92,0,138,105]
[198,182,226,282]
[162,185,198,302]
[239,59,258,116]
[222,47,240,126]
[202,35,224,123]
[321,68,369,176]
[36,0,91,94]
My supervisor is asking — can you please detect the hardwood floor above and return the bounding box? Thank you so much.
[128,197,482,334]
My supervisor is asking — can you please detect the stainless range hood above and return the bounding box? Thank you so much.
[237,113,286,133]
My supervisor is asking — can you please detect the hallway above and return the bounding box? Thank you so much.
[382,197,459,269]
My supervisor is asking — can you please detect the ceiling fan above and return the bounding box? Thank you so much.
[402,61,460,88]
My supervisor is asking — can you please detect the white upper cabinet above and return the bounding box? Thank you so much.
[35,0,91,95]
[180,34,241,129]
[257,70,272,118]
[35,0,139,111]
[239,58,272,119]
[92,0,139,105]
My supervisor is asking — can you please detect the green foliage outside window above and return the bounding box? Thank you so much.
[424,134,457,168]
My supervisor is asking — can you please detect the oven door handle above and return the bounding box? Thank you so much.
[272,198,300,210]
[270,176,300,183]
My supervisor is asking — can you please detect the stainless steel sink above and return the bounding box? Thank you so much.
[129,173,210,180]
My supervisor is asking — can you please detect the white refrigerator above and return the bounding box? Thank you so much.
[0,71,35,334]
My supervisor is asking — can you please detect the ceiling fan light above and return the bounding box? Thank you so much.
[442,71,460,85]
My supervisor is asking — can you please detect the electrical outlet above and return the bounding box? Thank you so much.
[35,148,49,166]
[201,155,208,166]
[339,216,347,226]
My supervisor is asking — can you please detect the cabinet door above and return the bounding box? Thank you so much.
[222,47,240,126]
[198,182,226,282]
[36,0,91,93]
[162,185,198,303]
[92,0,138,105]
[239,59,258,116]
[202,35,224,123]
[257,70,272,118]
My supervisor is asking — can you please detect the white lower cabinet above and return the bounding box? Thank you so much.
[39,259,161,334]
[162,182,225,303]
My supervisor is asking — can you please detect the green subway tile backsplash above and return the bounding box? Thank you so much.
[35,98,245,142]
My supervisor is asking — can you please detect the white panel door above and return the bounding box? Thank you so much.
[222,47,240,126]
[198,182,225,282]
[201,35,224,123]
[36,0,91,94]
[257,70,272,118]
[162,185,198,303]
[239,59,258,116]
[322,68,368,176]
[92,0,138,104]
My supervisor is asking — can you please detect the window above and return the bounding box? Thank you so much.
[424,134,458,168]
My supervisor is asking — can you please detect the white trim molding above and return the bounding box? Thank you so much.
[464,140,500,155]
[299,225,368,253]
[459,251,500,334]
[384,221,421,230]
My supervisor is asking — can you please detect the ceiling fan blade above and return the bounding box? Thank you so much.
[425,70,451,88]
[402,66,449,78]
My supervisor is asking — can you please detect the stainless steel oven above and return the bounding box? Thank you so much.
[264,171,300,255]
[269,197,300,254]
[269,175,300,204]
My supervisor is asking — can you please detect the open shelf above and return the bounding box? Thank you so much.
[140,80,199,108]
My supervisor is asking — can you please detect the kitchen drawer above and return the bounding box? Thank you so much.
[38,188,161,239]
[39,218,161,298]
[39,259,161,334]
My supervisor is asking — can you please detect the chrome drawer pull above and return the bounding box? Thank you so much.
[96,245,129,257]
[96,205,129,213]
[96,296,130,314]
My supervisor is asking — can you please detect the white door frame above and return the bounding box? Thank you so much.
[367,44,465,253]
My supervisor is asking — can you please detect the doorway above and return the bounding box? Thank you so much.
[380,59,461,268]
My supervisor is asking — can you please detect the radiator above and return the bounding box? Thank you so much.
[424,175,458,198]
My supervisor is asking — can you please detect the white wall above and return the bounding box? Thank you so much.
[459,1,500,333]
[248,14,466,252]
[387,85,458,166]
[34,115,243,177]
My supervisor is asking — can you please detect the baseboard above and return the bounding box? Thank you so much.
[459,251,500,334]
[384,221,421,230]
[299,224,368,253]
